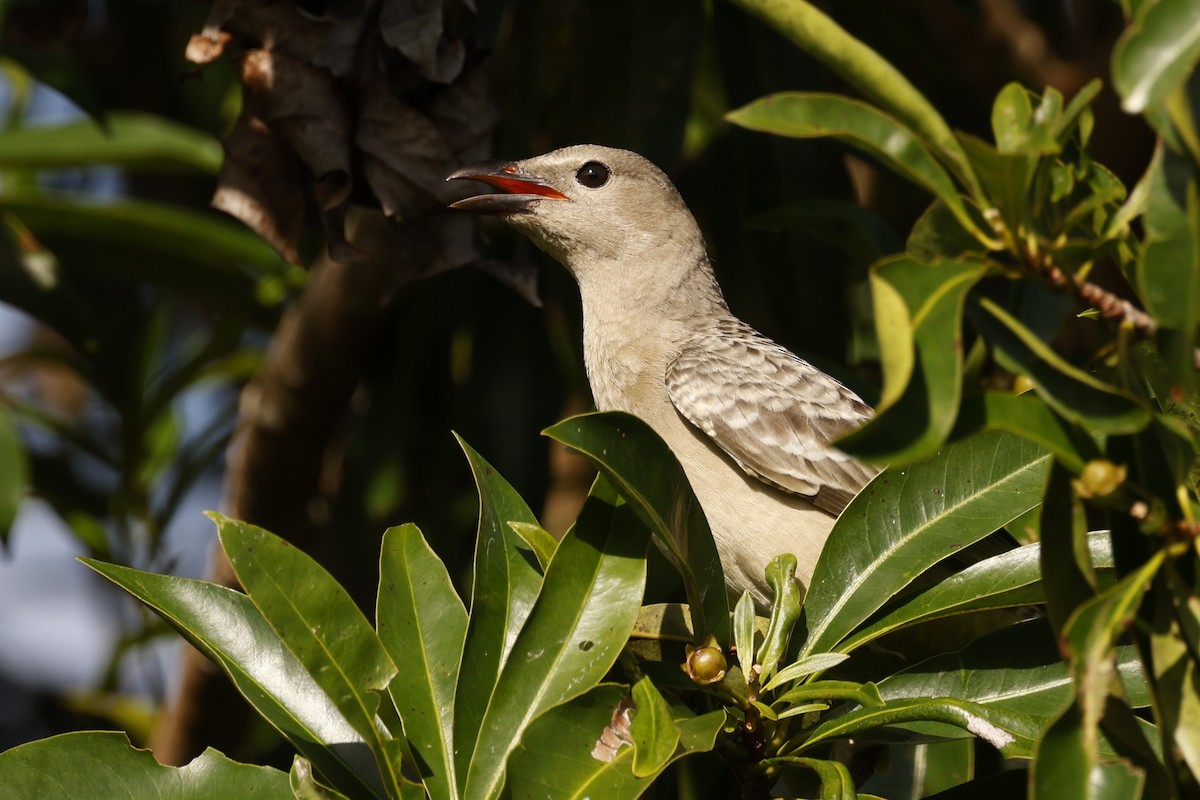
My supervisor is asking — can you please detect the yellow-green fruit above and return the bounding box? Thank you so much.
[1075,459,1126,499]
[683,645,727,685]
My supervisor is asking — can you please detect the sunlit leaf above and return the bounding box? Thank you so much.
[969,297,1152,435]
[840,534,1114,653]
[453,438,544,783]
[0,732,290,799]
[376,524,467,800]
[1113,0,1200,113]
[461,476,648,800]
[839,256,988,463]
[803,429,1051,657]
[506,684,723,799]
[215,515,403,796]
[544,411,728,644]
[0,112,222,173]
[82,560,384,797]
[727,93,979,237]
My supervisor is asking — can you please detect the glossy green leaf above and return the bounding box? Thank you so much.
[462,476,648,800]
[4,189,290,279]
[1139,145,1200,394]
[803,429,1052,657]
[773,680,884,712]
[376,524,467,800]
[0,112,222,173]
[906,200,989,260]
[879,620,1150,721]
[81,559,383,797]
[1061,552,1165,742]
[1040,463,1099,635]
[452,438,543,782]
[992,82,1051,155]
[1113,0,1200,113]
[957,134,1035,232]
[761,756,856,799]
[1151,568,1200,783]
[761,652,849,693]
[724,0,980,197]
[1033,703,1146,799]
[506,684,723,799]
[840,533,1114,653]
[733,591,757,676]
[803,696,1035,757]
[727,93,978,236]
[955,391,1101,474]
[544,411,729,644]
[0,732,290,799]
[757,555,803,683]
[839,257,988,463]
[629,677,680,777]
[969,297,1152,434]
[508,521,558,572]
[0,405,28,547]
[215,515,402,795]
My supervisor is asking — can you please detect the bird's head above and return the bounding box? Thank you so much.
[447,145,710,293]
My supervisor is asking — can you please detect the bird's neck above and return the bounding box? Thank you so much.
[576,253,729,412]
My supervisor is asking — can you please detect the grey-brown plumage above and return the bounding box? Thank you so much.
[448,145,878,605]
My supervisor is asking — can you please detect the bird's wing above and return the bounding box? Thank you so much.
[666,319,879,515]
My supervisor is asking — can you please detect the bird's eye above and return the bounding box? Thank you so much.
[575,161,610,189]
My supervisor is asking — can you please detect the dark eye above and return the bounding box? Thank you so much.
[575,161,610,188]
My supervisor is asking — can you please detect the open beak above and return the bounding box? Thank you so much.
[446,160,570,214]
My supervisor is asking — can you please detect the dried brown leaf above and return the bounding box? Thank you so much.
[240,49,352,212]
[213,112,306,264]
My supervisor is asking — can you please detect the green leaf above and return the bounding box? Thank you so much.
[81,559,384,797]
[629,677,681,777]
[803,696,1035,757]
[508,521,558,572]
[376,524,467,800]
[803,429,1052,656]
[0,112,222,173]
[968,297,1152,435]
[757,554,803,682]
[1139,144,1200,394]
[544,411,729,644]
[1151,567,1200,783]
[0,405,28,547]
[1061,552,1165,743]
[452,438,544,782]
[462,476,648,800]
[879,620,1150,721]
[761,652,850,693]
[215,514,403,796]
[957,134,1035,233]
[733,591,757,676]
[0,732,291,799]
[1040,463,1099,635]
[506,684,723,799]
[840,533,1114,653]
[727,93,979,237]
[839,257,988,463]
[773,680,884,713]
[955,391,1101,475]
[1033,703,1147,799]
[906,201,989,261]
[1113,0,1200,113]
[723,0,980,198]
[993,81,1098,156]
[761,756,856,798]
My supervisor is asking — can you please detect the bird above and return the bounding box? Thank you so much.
[447,145,878,607]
